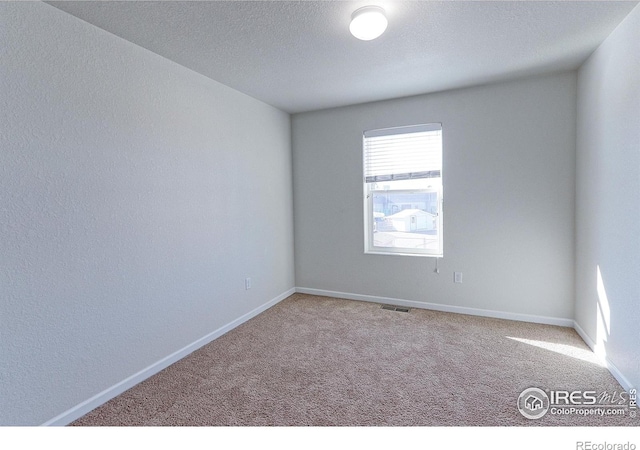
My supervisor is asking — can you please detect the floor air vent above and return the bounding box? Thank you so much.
[381,305,410,313]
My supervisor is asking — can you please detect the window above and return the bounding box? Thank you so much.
[363,123,443,257]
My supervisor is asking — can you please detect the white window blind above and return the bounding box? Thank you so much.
[363,123,442,183]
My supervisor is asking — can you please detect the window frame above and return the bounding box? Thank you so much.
[362,124,443,258]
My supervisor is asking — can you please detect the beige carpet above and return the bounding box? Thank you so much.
[71,293,636,426]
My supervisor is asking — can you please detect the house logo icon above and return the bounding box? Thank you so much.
[518,387,550,419]
[525,395,543,411]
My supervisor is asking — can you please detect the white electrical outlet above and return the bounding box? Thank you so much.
[245,277,252,290]
[454,272,463,283]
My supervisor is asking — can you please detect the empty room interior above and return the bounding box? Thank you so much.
[1,1,639,427]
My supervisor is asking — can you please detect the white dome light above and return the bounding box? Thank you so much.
[349,6,388,41]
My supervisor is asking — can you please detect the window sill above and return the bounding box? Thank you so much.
[364,250,443,258]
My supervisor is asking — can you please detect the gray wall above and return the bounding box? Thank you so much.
[0,2,294,425]
[293,73,577,320]
[575,4,640,389]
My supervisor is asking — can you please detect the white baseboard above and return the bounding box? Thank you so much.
[42,287,295,426]
[573,321,634,391]
[296,287,574,327]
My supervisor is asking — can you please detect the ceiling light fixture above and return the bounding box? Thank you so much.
[349,6,388,41]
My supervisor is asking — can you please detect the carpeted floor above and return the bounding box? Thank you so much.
[71,294,637,426]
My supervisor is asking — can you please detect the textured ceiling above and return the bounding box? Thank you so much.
[48,1,638,113]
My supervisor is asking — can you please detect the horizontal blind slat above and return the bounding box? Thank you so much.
[363,124,442,182]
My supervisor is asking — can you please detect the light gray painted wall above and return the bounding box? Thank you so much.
[575,4,640,389]
[293,73,576,320]
[0,2,294,425]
